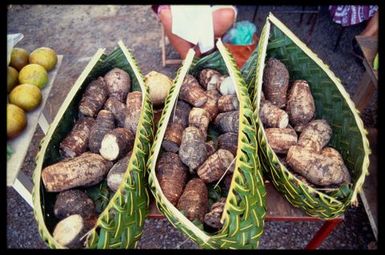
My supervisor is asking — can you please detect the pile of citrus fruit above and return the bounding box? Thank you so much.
[7,46,58,139]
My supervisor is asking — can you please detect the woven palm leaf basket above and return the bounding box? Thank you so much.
[147,40,266,249]
[32,40,153,248]
[242,13,371,219]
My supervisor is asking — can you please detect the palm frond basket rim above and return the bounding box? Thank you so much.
[32,40,153,248]
[146,40,266,249]
[250,13,371,218]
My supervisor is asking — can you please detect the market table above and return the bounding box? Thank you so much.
[148,181,344,249]
[352,35,378,113]
[7,55,63,207]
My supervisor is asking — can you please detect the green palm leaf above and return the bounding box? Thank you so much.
[147,40,266,249]
[32,40,153,248]
[243,13,371,219]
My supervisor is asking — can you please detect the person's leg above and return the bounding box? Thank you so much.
[158,7,195,59]
[212,6,237,38]
[360,11,378,37]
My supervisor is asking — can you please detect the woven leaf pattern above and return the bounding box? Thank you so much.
[249,14,370,219]
[147,42,266,249]
[32,43,153,248]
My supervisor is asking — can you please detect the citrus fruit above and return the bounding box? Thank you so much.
[29,47,58,71]
[18,64,48,89]
[10,47,29,71]
[7,103,27,139]
[9,84,42,111]
[7,66,19,93]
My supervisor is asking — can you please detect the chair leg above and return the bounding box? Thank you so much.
[299,5,305,24]
[334,26,345,52]
[161,25,166,67]
[253,6,259,22]
[307,13,319,43]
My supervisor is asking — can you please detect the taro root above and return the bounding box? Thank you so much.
[104,96,127,127]
[204,197,226,229]
[170,100,192,127]
[107,152,132,192]
[156,152,189,206]
[78,77,109,117]
[265,127,298,154]
[298,119,332,153]
[177,178,208,222]
[88,110,115,153]
[54,189,96,220]
[197,149,234,183]
[179,74,207,107]
[59,117,96,158]
[42,152,113,192]
[218,94,239,113]
[286,145,349,186]
[205,140,217,157]
[263,58,289,108]
[179,126,208,172]
[199,68,222,90]
[201,89,221,121]
[124,91,142,134]
[259,99,289,128]
[52,214,97,248]
[162,122,184,153]
[286,80,315,128]
[222,173,233,194]
[321,147,351,184]
[104,68,131,102]
[214,111,239,133]
[153,108,163,132]
[217,132,238,156]
[189,107,210,139]
[99,127,135,161]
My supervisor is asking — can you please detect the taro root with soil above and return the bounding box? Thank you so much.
[88,109,115,153]
[78,77,109,117]
[155,67,242,232]
[260,59,351,189]
[38,65,148,248]
[104,67,131,102]
[156,152,189,206]
[262,58,289,108]
[59,117,96,158]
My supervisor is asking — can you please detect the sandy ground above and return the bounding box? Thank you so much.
[7,5,377,249]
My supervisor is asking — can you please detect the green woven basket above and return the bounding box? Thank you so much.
[242,13,371,219]
[32,41,153,248]
[147,40,266,249]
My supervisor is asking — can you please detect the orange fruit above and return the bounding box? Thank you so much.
[29,47,58,71]
[10,47,29,71]
[9,84,42,111]
[7,66,19,93]
[7,103,27,139]
[18,64,48,89]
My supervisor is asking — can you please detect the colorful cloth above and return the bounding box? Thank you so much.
[329,5,378,27]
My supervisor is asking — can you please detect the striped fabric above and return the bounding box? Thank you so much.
[329,5,378,27]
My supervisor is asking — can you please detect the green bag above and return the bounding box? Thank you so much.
[147,40,266,249]
[242,13,371,219]
[32,41,153,248]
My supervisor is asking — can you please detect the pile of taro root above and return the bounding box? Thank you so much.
[41,68,142,248]
[260,58,351,189]
[156,69,240,232]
